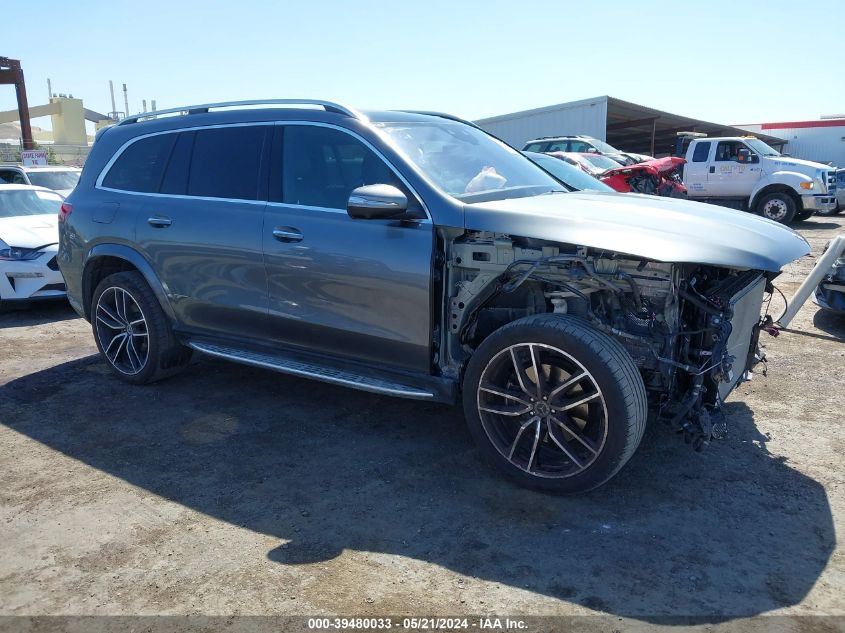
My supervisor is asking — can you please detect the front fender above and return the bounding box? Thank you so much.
[82,243,175,322]
[750,170,813,203]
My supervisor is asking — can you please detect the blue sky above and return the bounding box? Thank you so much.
[3,0,843,132]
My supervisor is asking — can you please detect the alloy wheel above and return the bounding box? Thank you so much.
[476,343,608,478]
[95,286,150,375]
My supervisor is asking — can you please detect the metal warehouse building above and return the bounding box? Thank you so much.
[475,95,786,157]
[736,118,845,167]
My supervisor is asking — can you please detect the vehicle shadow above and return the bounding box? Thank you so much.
[794,219,841,230]
[812,306,845,337]
[0,356,835,621]
[0,299,77,328]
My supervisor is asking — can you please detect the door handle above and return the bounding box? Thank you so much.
[272,227,303,242]
[147,216,172,227]
[709,166,715,174]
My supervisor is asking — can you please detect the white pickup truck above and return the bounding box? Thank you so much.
[680,136,837,223]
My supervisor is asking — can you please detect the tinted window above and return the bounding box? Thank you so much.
[283,125,403,209]
[546,141,569,152]
[103,133,176,192]
[692,142,711,162]
[524,142,546,152]
[0,169,27,184]
[160,132,194,195]
[188,126,267,200]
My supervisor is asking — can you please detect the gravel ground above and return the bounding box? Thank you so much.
[0,215,843,628]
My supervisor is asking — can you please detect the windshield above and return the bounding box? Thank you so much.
[373,121,565,202]
[579,154,623,173]
[0,189,63,218]
[744,139,781,157]
[524,153,614,192]
[589,138,620,154]
[26,170,80,191]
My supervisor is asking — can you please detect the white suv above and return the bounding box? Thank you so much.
[0,165,82,197]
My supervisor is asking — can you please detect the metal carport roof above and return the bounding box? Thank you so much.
[603,96,787,156]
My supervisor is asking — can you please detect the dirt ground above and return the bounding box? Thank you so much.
[1,215,843,628]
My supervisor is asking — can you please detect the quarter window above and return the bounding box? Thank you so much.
[692,142,711,162]
[102,133,176,192]
[282,126,408,210]
[188,126,267,200]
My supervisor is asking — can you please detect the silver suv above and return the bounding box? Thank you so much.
[59,100,809,493]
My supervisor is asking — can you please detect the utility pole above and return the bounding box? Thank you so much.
[109,80,118,119]
[0,57,35,150]
[123,83,129,117]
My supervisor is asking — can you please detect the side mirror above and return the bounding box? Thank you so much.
[737,148,758,163]
[347,184,408,219]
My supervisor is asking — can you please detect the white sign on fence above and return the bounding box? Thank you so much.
[21,150,48,166]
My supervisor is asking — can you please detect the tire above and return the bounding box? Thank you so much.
[91,271,191,384]
[462,313,647,493]
[794,209,814,222]
[755,191,796,224]
[816,204,842,216]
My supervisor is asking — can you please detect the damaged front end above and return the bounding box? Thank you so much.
[444,231,778,451]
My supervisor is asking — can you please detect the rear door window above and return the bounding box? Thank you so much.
[524,142,547,152]
[187,126,269,200]
[692,142,711,162]
[102,133,176,192]
[546,141,569,152]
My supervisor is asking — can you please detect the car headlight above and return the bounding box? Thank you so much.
[0,239,44,261]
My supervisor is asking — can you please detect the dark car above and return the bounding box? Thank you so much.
[60,99,809,493]
[521,151,614,192]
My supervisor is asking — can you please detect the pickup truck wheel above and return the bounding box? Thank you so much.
[462,314,647,493]
[793,209,814,222]
[91,271,192,385]
[756,192,796,224]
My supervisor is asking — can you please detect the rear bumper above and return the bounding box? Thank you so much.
[802,194,837,212]
[0,252,66,301]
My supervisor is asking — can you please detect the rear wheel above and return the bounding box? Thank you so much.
[91,271,191,384]
[756,191,796,224]
[462,314,647,493]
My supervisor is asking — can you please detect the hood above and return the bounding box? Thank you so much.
[0,214,59,249]
[640,156,686,175]
[464,192,809,272]
[763,156,831,173]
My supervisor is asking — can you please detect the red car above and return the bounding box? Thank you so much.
[549,152,688,198]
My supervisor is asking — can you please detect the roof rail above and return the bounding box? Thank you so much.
[396,110,481,130]
[119,99,364,125]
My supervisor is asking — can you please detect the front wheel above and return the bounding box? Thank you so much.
[462,314,647,493]
[755,192,796,224]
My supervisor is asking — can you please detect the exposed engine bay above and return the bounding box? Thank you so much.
[443,230,774,450]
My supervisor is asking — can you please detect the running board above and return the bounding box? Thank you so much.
[188,341,436,400]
